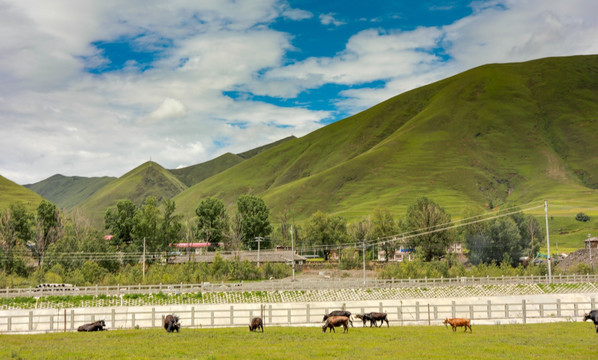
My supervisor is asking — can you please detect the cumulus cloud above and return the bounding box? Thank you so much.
[1,0,598,184]
[146,98,187,122]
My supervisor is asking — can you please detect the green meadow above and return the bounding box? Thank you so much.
[1,323,595,359]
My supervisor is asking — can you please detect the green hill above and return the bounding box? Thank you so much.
[170,153,244,187]
[24,174,116,210]
[0,175,45,211]
[174,55,598,225]
[77,161,187,226]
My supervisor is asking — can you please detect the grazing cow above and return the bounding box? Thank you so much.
[249,317,264,332]
[368,312,389,327]
[77,320,107,332]
[322,316,350,333]
[583,310,598,333]
[355,313,374,327]
[443,318,472,333]
[323,310,353,327]
[163,314,181,333]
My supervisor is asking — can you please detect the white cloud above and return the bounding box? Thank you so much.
[146,98,187,122]
[319,13,345,26]
[1,0,598,185]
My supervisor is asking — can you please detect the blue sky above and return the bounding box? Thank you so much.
[1,0,598,184]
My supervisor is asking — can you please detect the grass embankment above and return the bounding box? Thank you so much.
[1,323,595,360]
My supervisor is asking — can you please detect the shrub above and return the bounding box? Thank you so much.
[575,212,590,222]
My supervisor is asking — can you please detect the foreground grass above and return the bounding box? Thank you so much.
[1,322,596,359]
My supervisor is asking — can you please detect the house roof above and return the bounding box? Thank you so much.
[170,250,306,264]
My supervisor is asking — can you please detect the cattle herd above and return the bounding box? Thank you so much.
[73,308,598,334]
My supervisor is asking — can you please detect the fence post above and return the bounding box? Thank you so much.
[469,305,474,320]
[522,300,526,324]
[152,308,155,328]
[112,309,115,329]
[487,300,492,319]
[505,304,509,319]
[398,306,402,325]
[540,303,544,318]
[230,305,234,325]
[557,299,561,317]
[29,311,33,331]
[50,315,54,331]
[269,305,272,324]
[306,304,310,323]
[592,298,596,311]
[416,302,420,322]
[379,302,383,313]
[70,310,75,330]
[451,301,456,318]
[288,309,291,324]
[574,303,578,318]
[132,313,135,328]
[191,307,195,327]
[8,316,11,331]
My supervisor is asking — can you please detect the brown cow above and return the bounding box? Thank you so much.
[323,310,353,327]
[443,318,472,333]
[322,316,350,333]
[249,317,263,332]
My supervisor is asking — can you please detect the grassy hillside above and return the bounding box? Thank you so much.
[169,153,244,187]
[174,55,598,226]
[24,174,115,210]
[0,175,44,211]
[77,161,187,227]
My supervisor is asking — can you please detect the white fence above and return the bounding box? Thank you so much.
[1,297,596,334]
[3,274,598,298]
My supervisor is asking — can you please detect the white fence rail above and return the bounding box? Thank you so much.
[3,274,598,298]
[1,297,596,334]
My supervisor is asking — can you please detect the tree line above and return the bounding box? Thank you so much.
[0,194,547,285]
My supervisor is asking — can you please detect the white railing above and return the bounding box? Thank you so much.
[2,274,597,298]
[1,297,595,334]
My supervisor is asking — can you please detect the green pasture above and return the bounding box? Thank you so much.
[1,322,596,360]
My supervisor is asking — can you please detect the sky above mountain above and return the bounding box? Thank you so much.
[1,0,597,184]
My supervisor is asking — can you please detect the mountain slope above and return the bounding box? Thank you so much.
[0,175,45,211]
[24,174,116,210]
[170,153,244,187]
[174,55,598,221]
[77,162,187,226]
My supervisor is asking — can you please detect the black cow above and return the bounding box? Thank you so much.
[356,312,389,327]
[249,317,263,332]
[78,320,107,332]
[322,316,350,333]
[583,310,598,333]
[163,314,181,333]
[323,310,353,327]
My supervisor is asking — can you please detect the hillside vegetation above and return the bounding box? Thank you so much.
[0,175,44,211]
[173,55,598,222]
[24,174,115,210]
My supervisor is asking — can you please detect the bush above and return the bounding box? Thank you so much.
[575,212,590,222]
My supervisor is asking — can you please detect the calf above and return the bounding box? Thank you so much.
[323,310,353,327]
[77,320,107,332]
[163,314,181,333]
[443,318,472,333]
[583,310,598,333]
[322,316,350,333]
[249,317,264,332]
[368,312,389,327]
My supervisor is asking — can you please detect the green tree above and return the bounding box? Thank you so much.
[133,197,161,252]
[237,195,272,249]
[404,197,454,261]
[466,217,523,266]
[370,208,399,262]
[104,200,138,246]
[0,208,18,272]
[31,200,62,267]
[159,199,182,251]
[305,210,348,261]
[195,197,229,247]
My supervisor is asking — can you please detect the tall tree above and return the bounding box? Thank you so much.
[104,200,138,246]
[159,199,183,251]
[237,195,272,250]
[31,200,62,267]
[0,208,18,272]
[404,197,454,261]
[370,208,399,262]
[133,197,161,252]
[305,210,348,261]
[195,197,229,246]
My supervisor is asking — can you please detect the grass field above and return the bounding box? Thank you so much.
[1,323,596,359]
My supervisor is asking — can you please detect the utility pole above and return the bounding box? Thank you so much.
[255,237,264,267]
[362,240,367,286]
[290,225,295,281]
[142,237,146,279]
[588,234,592,263]
[544,200,551,281]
